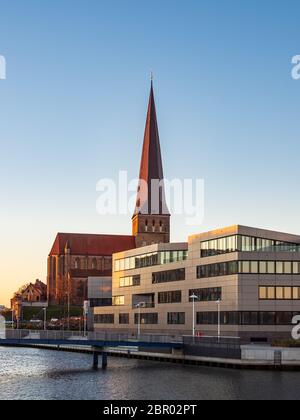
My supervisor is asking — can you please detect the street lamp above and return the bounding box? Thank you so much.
[135,302,146,338]
[216,299,221,341]
[190,294,199,337]
[43,308,47,331]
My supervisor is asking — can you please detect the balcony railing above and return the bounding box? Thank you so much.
[132,302,155,309]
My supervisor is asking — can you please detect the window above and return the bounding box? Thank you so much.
[293,287,300,300]
[115,260,120,272]
[190,288,222,302]
[168,313,185,325]
[152,269,185,284]
[259,286,300,300]
[134,313,158,325]
[267,287,276,299]
[267,261,275,274]
[259,261,267,274]
[197,261,238,279]
[119,276,141,288]
[94,314,114,324]
[294,262,300,274]
[119,314,129,325]
[196,311,298,326]
[198,260,300,279]
[158,291,182,304]
[284,287,292,300]
[277,287,285,300]
[91,258,97,270]
[259,287,267,300]
[284,262,292,274]
[114,250,188,272]
[75,258,81,270]
[112,296,125,306]
[89,298,112,308]
[250,261,259,273]
[276,262,284,274]
[200,235,300,258]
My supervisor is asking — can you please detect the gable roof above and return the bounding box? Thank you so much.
[49,233,136,257]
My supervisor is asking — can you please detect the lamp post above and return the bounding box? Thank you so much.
[135,302,146,339]
[43,308,47,331]
[11,308,14,330]
[216,299,221,341]
[190,294,199,337]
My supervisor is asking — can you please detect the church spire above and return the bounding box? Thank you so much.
[134,80,169,216]
[132,81,170,247]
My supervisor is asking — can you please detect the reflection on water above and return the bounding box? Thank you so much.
[0,347,300,400]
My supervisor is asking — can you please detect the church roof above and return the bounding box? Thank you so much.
[49,233,136,257]
[134,81,169,216]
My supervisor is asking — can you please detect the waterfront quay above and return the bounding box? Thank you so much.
[2,330,300,371]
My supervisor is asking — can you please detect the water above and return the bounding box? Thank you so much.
[0,347,300,400]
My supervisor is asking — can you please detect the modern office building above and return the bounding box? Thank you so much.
[94,225,300,342]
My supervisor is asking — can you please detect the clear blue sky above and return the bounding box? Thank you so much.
[0,0,300,304]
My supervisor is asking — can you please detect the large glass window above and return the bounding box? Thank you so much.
[168,312,185,325]
[94,314,114,324]
[115,250,188,272]
[112,296,125,306]
[152,269,185,284]
[190,288,222,302]
[119,276,140,288]
[134,313,158,325]
[197,311,299,326]
[198,260,300,279]
[259,286,300,300]
[158,291,182,304]
[201,235,300,258]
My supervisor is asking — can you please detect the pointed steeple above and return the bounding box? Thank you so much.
[132,80,171,247]
[134,81,169,216]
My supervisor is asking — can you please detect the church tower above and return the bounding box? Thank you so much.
[133,81,171,247]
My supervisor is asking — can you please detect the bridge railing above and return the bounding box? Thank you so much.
[2,330,183,345]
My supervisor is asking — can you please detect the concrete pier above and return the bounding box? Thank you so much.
[93,351,99,369]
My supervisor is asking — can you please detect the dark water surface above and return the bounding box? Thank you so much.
[0,347,300,400]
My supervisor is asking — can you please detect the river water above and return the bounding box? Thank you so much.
[0,347,300,400]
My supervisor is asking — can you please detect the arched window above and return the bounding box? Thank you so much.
[160,221,163,232]
[92,258,97,270]
[152,220,156,232]
[145,220,148,232]
[75,258,81,270]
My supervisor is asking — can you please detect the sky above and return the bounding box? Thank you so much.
[0,0,300,306]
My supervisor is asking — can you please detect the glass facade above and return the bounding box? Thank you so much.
[189,288,222,302]
[197,260,300,278]
[119,276,141,288]
[152,268,185,284]
[201,235,300,257]
[158,291,182,304]
[259,286,300,300]
[197,311,300,326]
[168,312,185,325]
[114,250,188,272]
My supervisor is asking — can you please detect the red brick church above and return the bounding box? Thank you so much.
[47,82,171,306]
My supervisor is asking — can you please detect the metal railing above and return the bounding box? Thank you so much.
[1,330,183,345]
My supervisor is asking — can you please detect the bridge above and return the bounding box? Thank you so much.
[0,330,183,369]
